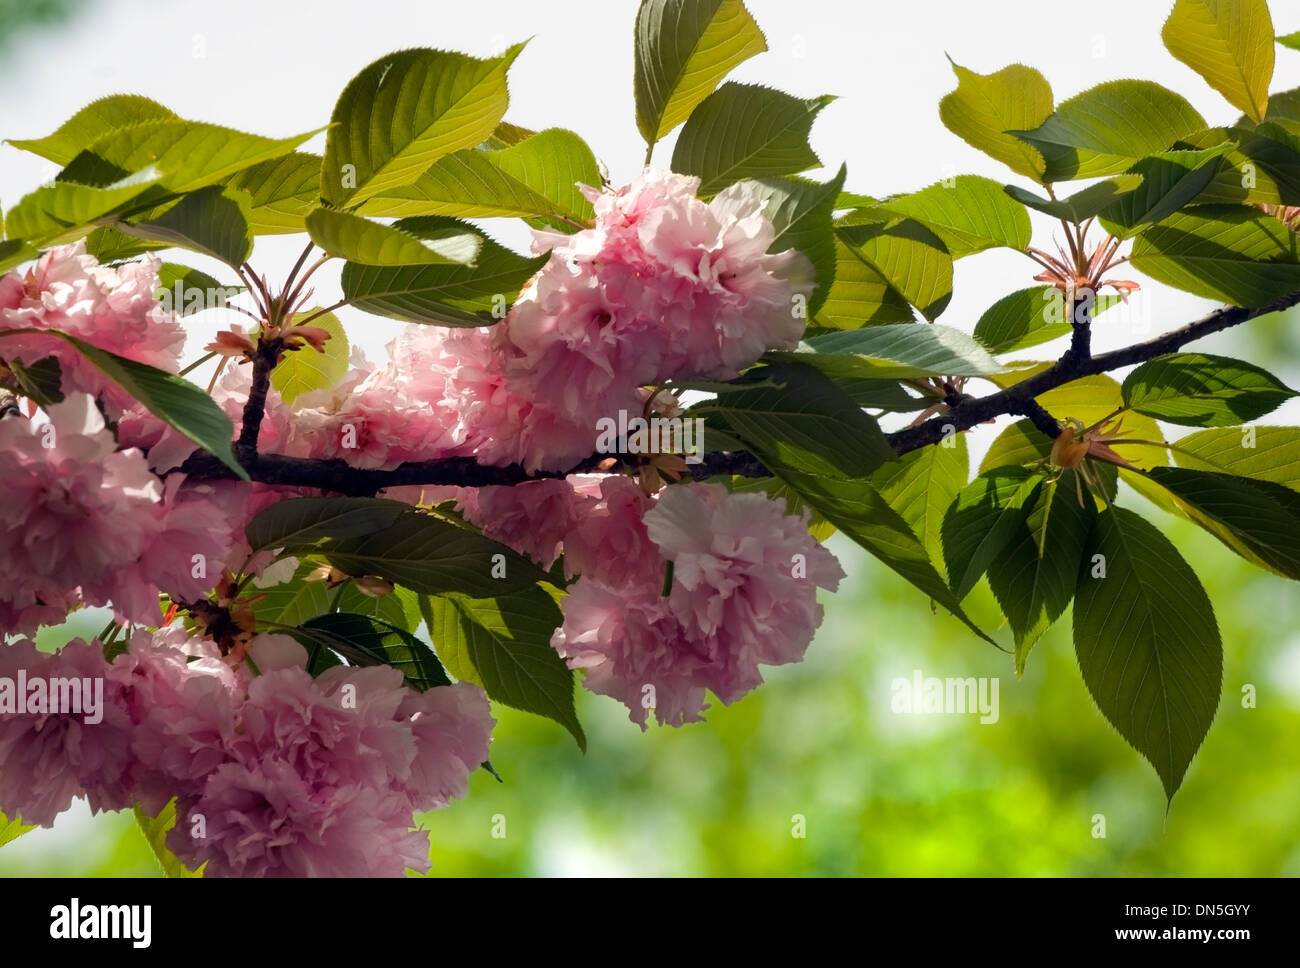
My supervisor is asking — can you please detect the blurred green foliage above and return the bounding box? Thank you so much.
[0,0,87,54]
[2,492,1296,876]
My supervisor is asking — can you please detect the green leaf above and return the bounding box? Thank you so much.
[1172,425,1300,488]
[245,496,412,552]
[1246,122,1300,204]
[1130,205,1300,307]
[1257,86,1300,126]
[226,152,321,235]
[1145,466,1300,580]
[778,323,1004,380]
[156,263,231,297]
[117,185,253,268]
[270,310,349,404]
[0,810,37,848]
[134,800,203,877]
[980,418,1052,472]
[0,328,245,479]
[814,234,915,328]
[775,468,994,644]
[672,83,831,196]
[484,121,536,148]
[0,240,37,272]
[742,166,846,316]
[700,361,894,478]
[870,435,969,576]
[974,285,1123,354]
[7,94,178,165]
[634,0,767,147]
[1162,0,1275,123]
[359,128,601,229]
[1281,32,1300,51]
[830,377,927,411]
[71,119,319,194]
[1098,147,1230,238]
[287,612,451,689]
[867,175,1032,258]
[471,128,600,228]
[1004,175,1143,222]
[837,217,953,320]
[938,60,1053,181]
[306,207,481,265]
[82,225,167,262]
[4,166,165,244]
[1122,352,1295,426]
[941,466,1040,600]
[313,508,554,597]
[425,588,585,750]
[988,473,1095,673]
[6,356,64,407]
[1194,133,1297,205]
[154,263,242,317]
[334,582,415,633]
[340,220,546,326]
[1009,80,1206,181]
[1073,505,1222,801]
[251,561,333,627]
[322,44,525,208]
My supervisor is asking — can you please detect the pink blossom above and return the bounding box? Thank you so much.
[0,390,248,628]
[0,242,186,413]
[288,368,450,469]
[116,627,247,816]
[552,483,843,727]
[0,394,165,632]
[172,759,431,878]
[498,171,812,426]
[0,639,135,826]
[560,474,659,587]
[396,681,496,811]
[465,478,592,569]
[164,635,494,877]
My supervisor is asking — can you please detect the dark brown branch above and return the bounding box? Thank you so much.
[176,449,772,496]
[182,291,1300,493]
[888,289,1300,453]
[234,342,280,464]
[1064,291,1090,364]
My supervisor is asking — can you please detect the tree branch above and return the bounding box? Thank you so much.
[888,290,1300,453]
[179,291,1300,493]
[176,449,772,496]
[234,341,280,464]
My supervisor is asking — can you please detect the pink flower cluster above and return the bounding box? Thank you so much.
[0,393,239,633]
[503,172,811,419]
[0,630,493,876]
[0,244,256,632]
[258,170,811,473]
[0,241,186,415]
[439,476,844,727]
[0,171,841,874]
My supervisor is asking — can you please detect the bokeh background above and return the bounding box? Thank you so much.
[1,0,1298,876]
